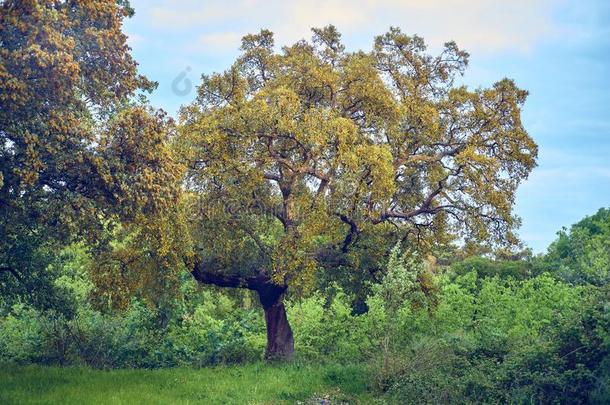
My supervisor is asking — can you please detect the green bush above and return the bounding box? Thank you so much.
[0,303,45,364]
[0,291,267,369]
[288,289,370,362]
[166,291,265,366]
[376,271,609,404]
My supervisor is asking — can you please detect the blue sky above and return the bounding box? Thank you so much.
[123,0,610,253]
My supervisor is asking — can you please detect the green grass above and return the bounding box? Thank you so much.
[0,363,385,404]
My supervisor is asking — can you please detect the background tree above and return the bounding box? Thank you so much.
[180,26,538,360]
[0,0,183,307]
[540,207,610,285]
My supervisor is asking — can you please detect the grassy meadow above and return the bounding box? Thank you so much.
[0,364,380,404]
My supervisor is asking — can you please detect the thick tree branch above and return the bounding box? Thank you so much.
[335,213,360,252]
[191,259,287,308]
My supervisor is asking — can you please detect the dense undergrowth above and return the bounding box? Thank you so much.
[1,209,609,403]
[1,269,608,403]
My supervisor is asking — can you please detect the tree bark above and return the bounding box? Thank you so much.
[258,285,294,361]
[191,260,294,361]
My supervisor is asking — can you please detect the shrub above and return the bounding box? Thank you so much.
[0,292,267,369]
[375,271,609,404]
[288,289,369,362]
[0,303,45,364]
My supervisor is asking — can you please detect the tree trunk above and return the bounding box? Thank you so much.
[191,261,294,361]
[260,292,294,361]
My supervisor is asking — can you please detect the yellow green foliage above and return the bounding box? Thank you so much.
[180,26,537,292]
[0,1,186,307]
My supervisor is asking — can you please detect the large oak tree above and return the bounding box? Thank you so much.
[180,27,537,360]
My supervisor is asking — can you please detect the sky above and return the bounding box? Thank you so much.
[123,0,610,253]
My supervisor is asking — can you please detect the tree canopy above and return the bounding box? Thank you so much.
[0,0,183,306]
[541,207,610,285]
[180,26,537,358]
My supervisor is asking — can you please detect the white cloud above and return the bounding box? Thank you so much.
[195,32,243,51]
[135,0,562,54]
[148,1,229,26]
